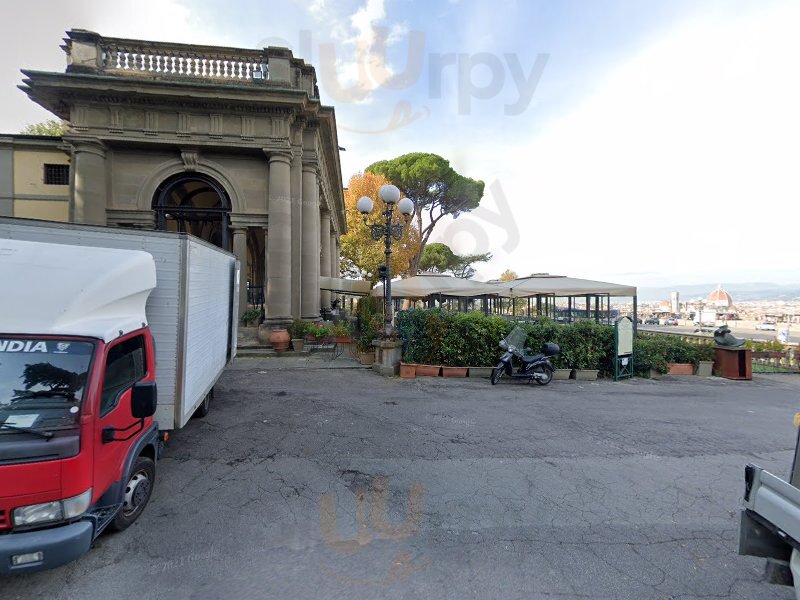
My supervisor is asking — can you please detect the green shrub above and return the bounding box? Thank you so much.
[397,310,708,378]
[241,309,262,326]
[289,319,310,339]
[356,315,381,353]
[331,322,351,338]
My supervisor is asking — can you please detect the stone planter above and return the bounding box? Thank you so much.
[574,369,599,381]
[696,360,713,377]
[553,368,573,380]
[359,351,375,365]
[416,365,442,377]
[668,363,693,375]
[399,363,417,378]
[292,338,304,352]
[442,366,468,378]
[468,367,493,378]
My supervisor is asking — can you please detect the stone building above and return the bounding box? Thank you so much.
[7,29,346,326]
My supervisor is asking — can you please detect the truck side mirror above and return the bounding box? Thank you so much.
[131,381,157,419]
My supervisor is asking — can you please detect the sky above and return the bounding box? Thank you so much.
[1,0,798,288]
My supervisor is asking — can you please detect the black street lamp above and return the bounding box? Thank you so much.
[357,184,414,333]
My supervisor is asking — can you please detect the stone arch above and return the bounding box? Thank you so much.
[152,172,232,249]
[136,157,246,215]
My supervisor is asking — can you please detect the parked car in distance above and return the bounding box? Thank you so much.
[694,327,714,333]
[756,322,777,331]
[644,318,659,325]
[660,318,679,326]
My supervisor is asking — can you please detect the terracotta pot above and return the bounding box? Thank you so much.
[416,365,441,377]
[400,363,417,378]
[442,366,468,378]
[667,363,693,375]
[335,337,352,344]
[269,328,290,352]
[468,367,493,378]
[574,369,598,381]
[553,369,573,380]
[292,338,305,352]
[359,351,375,365]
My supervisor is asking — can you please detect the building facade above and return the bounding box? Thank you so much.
[11,29,346,326]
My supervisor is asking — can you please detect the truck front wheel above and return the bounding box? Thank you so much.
[109,456,156,532]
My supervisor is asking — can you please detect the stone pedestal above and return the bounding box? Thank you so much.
[372,339,402,377]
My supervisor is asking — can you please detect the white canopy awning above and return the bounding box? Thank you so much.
[371,274,499,298]
[370,273,637,300]
[494,275,637,298]
[320,276,372,295]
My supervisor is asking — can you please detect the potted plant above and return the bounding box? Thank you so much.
[561,322,601,380]
[289,320,309,352]
[695,344,714,377]
[332,322,352,343]
[399,363,417,378]
[356,318,377,365]
[416,364,442,377]
[664,337,696,375]
[241,309,261,327]
[310,322,331,343]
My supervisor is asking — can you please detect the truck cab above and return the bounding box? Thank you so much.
[0,240,159,573]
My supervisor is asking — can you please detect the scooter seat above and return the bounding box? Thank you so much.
[522,353,545,363]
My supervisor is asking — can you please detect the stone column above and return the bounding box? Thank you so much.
[334,239,341,282]
[262,226,268,307]
[290,149,303,320]
[330,232,339,279]
[301,165,321,320]
[231,226,248,319]
[264,152,292,326]
[320,210,332,311]
[70,139,107,225]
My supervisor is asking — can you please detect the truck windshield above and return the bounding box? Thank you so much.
[0,338,94,434]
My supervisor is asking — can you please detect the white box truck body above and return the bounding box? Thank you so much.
[0,217,238,430]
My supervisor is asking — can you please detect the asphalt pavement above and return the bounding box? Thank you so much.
[3,363,799,599]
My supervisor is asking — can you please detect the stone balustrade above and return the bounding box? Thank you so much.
[62,29,318,97]
[102,39,268,82]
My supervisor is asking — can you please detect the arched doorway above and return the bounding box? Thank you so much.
[153,173,231,249]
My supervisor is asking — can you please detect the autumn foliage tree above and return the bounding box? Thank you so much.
[340,172,421,284]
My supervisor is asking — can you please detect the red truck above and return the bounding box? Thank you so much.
[0,219,238,574]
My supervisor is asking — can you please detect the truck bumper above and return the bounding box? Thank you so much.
[0,520,93,575]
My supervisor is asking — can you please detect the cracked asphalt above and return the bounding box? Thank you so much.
[3,365,799,599]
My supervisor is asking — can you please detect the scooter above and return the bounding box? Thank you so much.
[491,326,560,386]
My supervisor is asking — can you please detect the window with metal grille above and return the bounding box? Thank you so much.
[43,164,69,185]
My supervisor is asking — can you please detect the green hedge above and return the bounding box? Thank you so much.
[397,309,710,378]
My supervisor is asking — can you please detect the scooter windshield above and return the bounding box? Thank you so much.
[504,327,528,354]
[0,338,94,436]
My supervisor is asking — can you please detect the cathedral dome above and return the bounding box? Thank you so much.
[706,285,734,307]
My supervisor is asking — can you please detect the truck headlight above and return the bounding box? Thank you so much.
[12,488,93,527]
